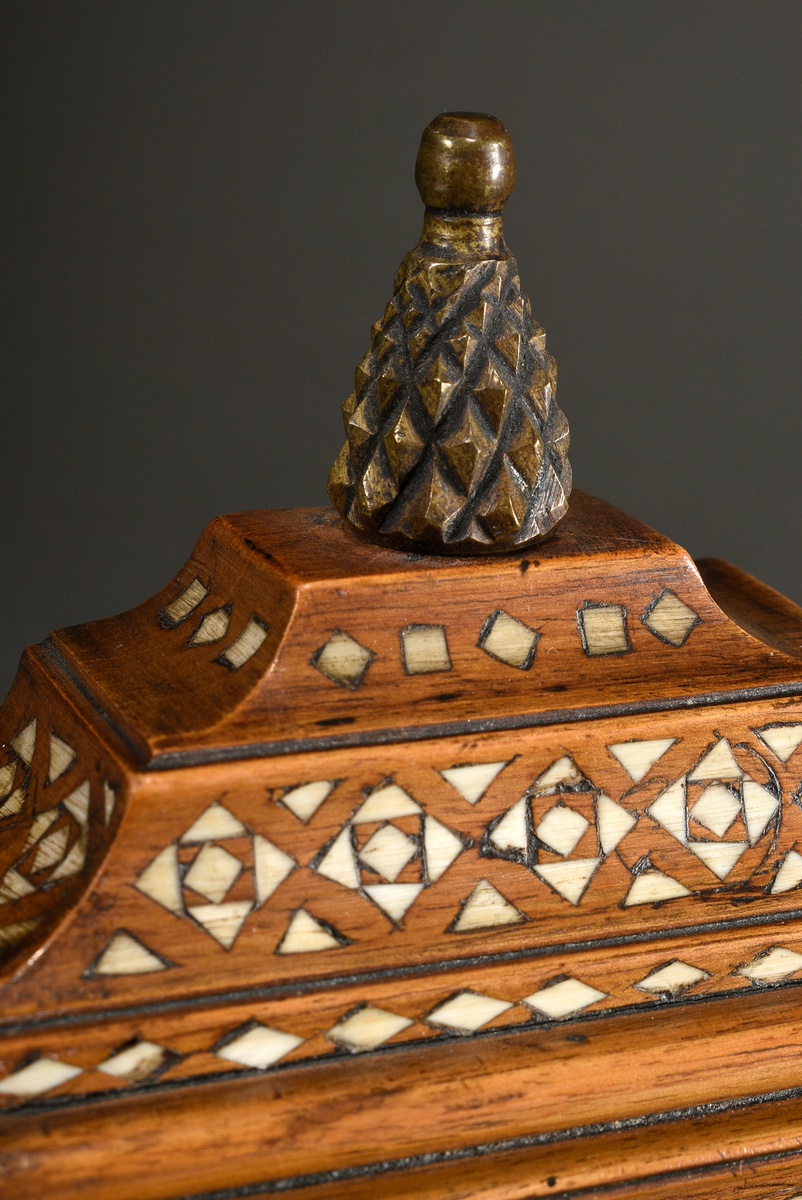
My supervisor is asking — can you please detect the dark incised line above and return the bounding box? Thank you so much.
[172,1086,802,1198]
[146,681,802,770]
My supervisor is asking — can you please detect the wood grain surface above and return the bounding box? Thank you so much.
[1,498,801,1196]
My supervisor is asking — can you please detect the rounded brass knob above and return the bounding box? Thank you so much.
[414,112,516,213]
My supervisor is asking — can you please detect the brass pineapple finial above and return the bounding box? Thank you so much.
[328,112,572,554]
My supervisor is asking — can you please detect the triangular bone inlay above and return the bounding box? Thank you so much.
[688,841,747,880]
[452,879,525,932]
[317,828,360,890]
[490,797,529,853]
[136,845,184,914]
[92,932,169,976]
[188,901,253,949]
[364,883,424,923]
[608,738,676,783]
[648,778,687,844]
[423,816,464,881]
[353,785,420,824]
[281,780,335,823]
[277,910,347,954]
[755,724,802,763]
[439,761,508,805]
[533,756,587,792]
[771,850,802,895]
[534,858,600,906]
[596,794,637,855]
[181,802,247,843]
[624,869,691,907]
[688,739,742,781]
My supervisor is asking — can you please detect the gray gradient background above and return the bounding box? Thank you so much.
[3,1,801,701]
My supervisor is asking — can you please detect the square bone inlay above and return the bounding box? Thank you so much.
[642,590,700,646]
[312,631,375,689]
[479,610,539,669]
[359,824,417,881]
[578,604,630,656]
[400,625,451,674]
[535,804,589,856]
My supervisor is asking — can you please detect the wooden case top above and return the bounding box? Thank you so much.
[41,490,802,768]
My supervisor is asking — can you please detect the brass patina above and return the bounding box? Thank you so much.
[328,112,572,554]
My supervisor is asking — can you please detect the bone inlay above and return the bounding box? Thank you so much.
[642,589,701,646]
[755,723,802,763]
[312,631,375,689]
[160,578,208,626]
[280,780,336,823]
[328,1006,413,1051]
[439,761,508,804]
[189,607,231,646]
[219,617,269,669]
[478,610,539,669]
[578,603,630,656]
[400,624,452,674]
[608,738,675,783]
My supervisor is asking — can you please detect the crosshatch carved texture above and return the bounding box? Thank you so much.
[327,256,571,554]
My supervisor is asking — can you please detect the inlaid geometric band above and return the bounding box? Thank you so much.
[159,577,703,687]
[1,939,801,1107]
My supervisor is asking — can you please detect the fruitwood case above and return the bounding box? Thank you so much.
[1,490,802,1198]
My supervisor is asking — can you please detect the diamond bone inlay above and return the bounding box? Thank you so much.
[97,1041,169,1082]
[428,991,512,1033]
[0,1057,82,1097]
[400,624,451,674]
[642,590,700,646]
[578,603,630,656]
[738,947,802,983]
[478,610,539,669]
[636,961,709,996]
[184,844,242,903]
[312,631,374,689]
[524,979,606,1020]
[217,1023,303,1069]
[328,1006,413,1051]
[535,804,588,856]
[359,824,417,881]
[690,784,741,837]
